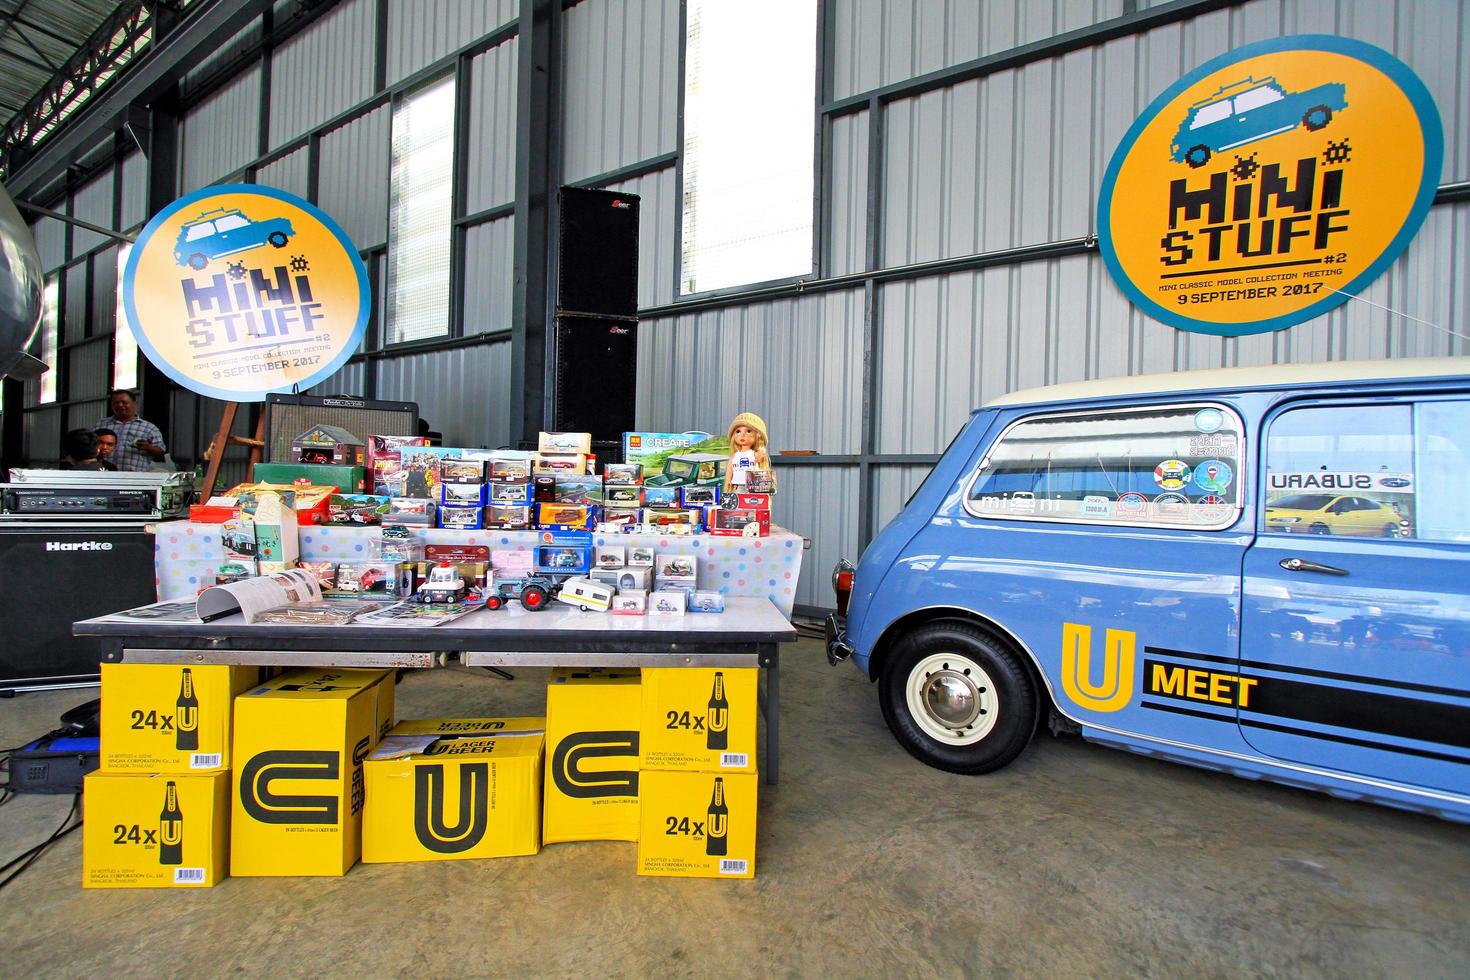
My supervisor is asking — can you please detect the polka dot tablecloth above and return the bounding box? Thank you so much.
[155,521,806,618]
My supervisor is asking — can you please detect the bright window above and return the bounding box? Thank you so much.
[386,74,456,344]
[113,243,138,391]
[38,275,59,403]
[680,0,817,295]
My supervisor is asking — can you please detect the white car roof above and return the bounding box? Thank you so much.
[984,358,1470,408]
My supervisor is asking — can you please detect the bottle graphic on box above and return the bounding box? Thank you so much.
[159,781,184,865]
[706,671,729,751]
[175,667,199,752]
[705,777,728,856]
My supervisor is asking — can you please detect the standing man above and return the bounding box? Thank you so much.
[96,389,169,472]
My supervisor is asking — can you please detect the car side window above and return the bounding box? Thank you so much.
[1191,100,1234,128]
[184,222,215,241]
[215,214,249,232]
[1411,401,1470,543]
[965,403,1243,529]
[1233,85,1284,112]
[1264,404,1417,540]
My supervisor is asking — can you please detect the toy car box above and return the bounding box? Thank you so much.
[614,567,653,592]
[554,476,604,505]
[680,485,721,508]
[490,481,533,504]
[642,486,679,507]
[485,505,532,529]
[622,431,712,474]
[441,482,487,506]
[649,591,687,616]
[689,591,726,614]
[730,493,771,510]
[488,453,535,481]
[439,505,484,530]
[595,546,626,569]
[600,507,641,529]
[368,434,428,464]
[373,457,406,496]
[602,462,642,485]
[538,431,592,454]
[709,507,771,537]
[325,493,392,525]
[642,507,699,528]
[610,591,647,615]
[320,561,398,598]
[606,484,644,506]
[378,525,424,563]
[744,469,777,494]
[383,498,437,527]
[534,453,588,476]
[538,503,597,531]
[253,462,367,495]
[441,459,486,483]
[590,567,623,589]
[535,532,592,574]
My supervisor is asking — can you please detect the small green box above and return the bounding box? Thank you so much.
[253,462,367,493]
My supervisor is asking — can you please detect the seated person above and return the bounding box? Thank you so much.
[92,428,120,471]
[60,429,108,471]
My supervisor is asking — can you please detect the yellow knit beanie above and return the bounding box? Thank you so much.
[727,412,768,445]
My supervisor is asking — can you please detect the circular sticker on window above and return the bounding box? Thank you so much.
[1194,408,1225,433]
[1154,459,1193,491]
[1153,492,1190,520]
[1117,492,1150,517]
[1194,459,1234,493]
[1196,494,1233,522]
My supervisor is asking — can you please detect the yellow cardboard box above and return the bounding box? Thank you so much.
[100,664,262,772]
[362,730,544,862]
[638,668,758,773]
[636,769,757,879]
[83,770,231,888]
[543,668,641,843]
[230,668,392,877]
[389,717,544,737]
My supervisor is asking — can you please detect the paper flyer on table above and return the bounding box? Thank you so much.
[354,600,484,627]
[195,568,322,624]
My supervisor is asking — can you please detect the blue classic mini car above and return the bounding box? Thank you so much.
[1170,77,1347,167]
[173,207,296,269]
[827,359,1470,822]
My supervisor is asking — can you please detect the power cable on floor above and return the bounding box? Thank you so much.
[0,793,82,893]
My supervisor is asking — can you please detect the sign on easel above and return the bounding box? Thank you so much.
[121,185,369,401]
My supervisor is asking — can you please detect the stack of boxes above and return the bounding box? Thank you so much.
[83,664,262,888]
[539,667,760,879]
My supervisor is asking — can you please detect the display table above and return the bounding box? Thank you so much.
[150,522,807,618]
[74,596,798,782]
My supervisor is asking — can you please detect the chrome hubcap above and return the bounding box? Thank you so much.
[906,653,999,745]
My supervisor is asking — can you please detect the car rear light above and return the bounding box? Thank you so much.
[832,559,855,617]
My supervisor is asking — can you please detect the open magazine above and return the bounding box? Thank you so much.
[193,568,324,623]
[354,600,486,627]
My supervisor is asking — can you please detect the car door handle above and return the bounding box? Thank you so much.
[1279,557,1349,576]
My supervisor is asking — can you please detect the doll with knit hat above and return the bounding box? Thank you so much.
[724,411,773,493]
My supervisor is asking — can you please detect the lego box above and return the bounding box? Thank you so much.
[230,668,394,877]
[637,770,757,879]
[362,731,544,863]
[639,668,758,773]
[101,664,263,772]
[83,771,232,888]
[543,669,642,844]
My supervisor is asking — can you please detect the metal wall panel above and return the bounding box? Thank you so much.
[774,465,856,610]
[319,104,391,250]
[309,358,368,398]
[830,0,1125,101]
[606,166,677,309]
[561,0,679,183]
[90,245,119,337]
[255,147,310,199]
[119,151,147,232]
[67,345,111,404]
[23,406,62,463]
[635,289,865,454]
[63,263,88,344]
[179,66,263,193]
[268,0,376,150]
[70,171,114,257]
[827,109,869,277]
[385,0,517,86]
[465,39,519,215]
[67,399,110,433]
[181,19,264,95]
[30,217,65,273]
[375,342,513,449]
[462,217,515,333]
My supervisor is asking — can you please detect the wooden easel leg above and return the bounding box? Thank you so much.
[200,401,238,502]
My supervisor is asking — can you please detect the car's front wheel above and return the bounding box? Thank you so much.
[188,253,208,270]
[1302,105,1332,131]
[268,231,289,247]
[879,622,1037,775]
[1184,144,1211,168]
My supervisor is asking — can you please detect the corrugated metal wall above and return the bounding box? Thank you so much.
[463,218,515,332]
[179,66,263,192]
[319,105,391,249]
[561,0,679,182]
[465,39,519,215]
[70,172,113,255]
[376,342,514,449]
[255,147,310,199]
[268,0,376,149]
[119,151,147,231]
[607,167,677,309]
[385,0,517,87]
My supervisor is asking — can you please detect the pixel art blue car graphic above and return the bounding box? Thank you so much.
[1170,77,1348,168]
[172,207,296,269]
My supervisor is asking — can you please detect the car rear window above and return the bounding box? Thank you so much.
[965,403,1244,529]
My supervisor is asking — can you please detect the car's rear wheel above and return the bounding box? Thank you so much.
[1302,105,1332,131]
[268,231,289,247]
[879,622,1037,775]
[188,253,208,270]
[1309,522,1331,535]
[1184,144,1211,168]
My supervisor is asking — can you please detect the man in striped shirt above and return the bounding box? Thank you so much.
[95,389,169,472]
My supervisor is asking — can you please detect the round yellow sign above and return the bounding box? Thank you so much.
[1098,36,1442,336]
[122,185,369,400]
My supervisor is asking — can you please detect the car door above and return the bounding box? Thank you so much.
[1240,395,1470,796]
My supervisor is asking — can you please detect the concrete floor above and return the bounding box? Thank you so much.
[1,636,1467,977]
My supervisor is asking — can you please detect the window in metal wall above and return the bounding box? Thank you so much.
[680,0,817,295]
[113,243,138,391]
[386,74,456,344]
[38,275,59,403]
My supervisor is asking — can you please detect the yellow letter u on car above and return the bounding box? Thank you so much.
[1060,623,1136,713]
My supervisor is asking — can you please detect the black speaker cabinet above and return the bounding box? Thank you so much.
[0,525,157,690]
[558,187,639,317]
[553,316,638,443]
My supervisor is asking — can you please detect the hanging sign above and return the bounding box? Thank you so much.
[122,185,369,401]
[1097,35,1442,336]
